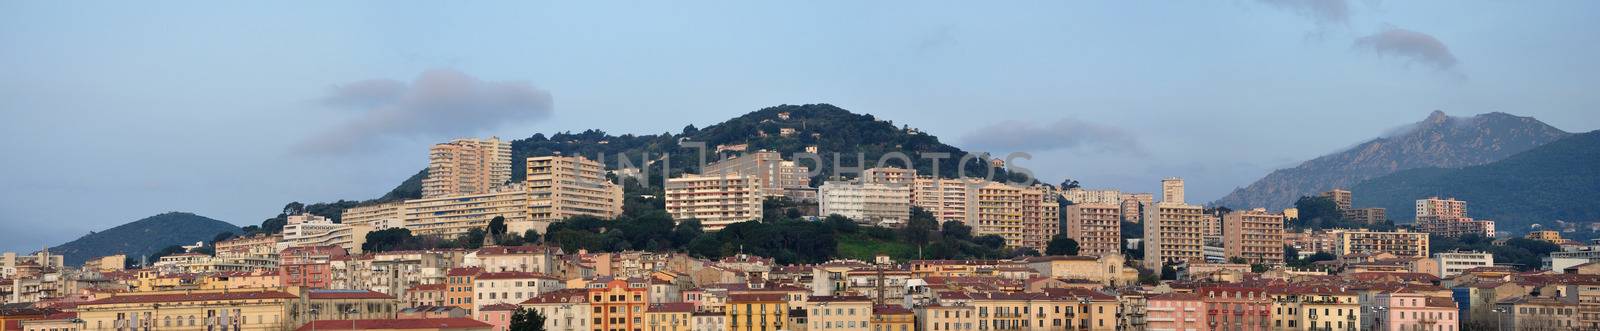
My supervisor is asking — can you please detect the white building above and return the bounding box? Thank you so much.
[280,213,370,254]
[472,271,564,312]
[1434,251,1493,278]
[665,174,764,231]
[818,181,912,227]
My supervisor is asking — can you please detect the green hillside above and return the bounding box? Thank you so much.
[50,212,240,265]
[1351,130,1600,231]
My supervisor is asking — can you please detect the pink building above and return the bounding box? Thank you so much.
[476,303,518,331]
[1198,286,1272,330]
[279,245,347,289]
[1147,293,1207,330]
[1365,291,1458,331]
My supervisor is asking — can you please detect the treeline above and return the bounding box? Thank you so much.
[1430,235,1559,271]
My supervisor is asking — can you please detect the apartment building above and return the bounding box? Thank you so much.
[860,167,916,185]
[404,186,531,238]
[934,289,1119,330]
[1344,207,1388,225]
[1434,251,1493,278]
[1362,291,1459,331]
[1065,203,1122,257]
[281,213,370,254]
[521,288,593,331]
[1333,229,1430,258]
[423,137,513,198]
[472,272,564,312]
[525,155,625,231]
[665,174,764,231]
[1063,188,1121,205]
[1416,197,1468,220]
[910,177,980,222]
[1415,217,1496,238]
[75,288,300,331]
[1321,189,1353,210]
[588,278,650,331]
[280,245,348,289]
[445,267,483,311]
[1266,286,1362,331]
[803,295,872,330]
[702,151,812,198]
[1160,177,1185,204]
[1223,208,1285,266]
[818,181,912,227]
[965,182,1059,252]
[1143,200,1205,269]
[1119,193,1152,223]
[344,202,406,231]
[726,293,790,331]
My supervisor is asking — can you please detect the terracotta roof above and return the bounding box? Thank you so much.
[447,267,484,276]
[521,289,590,305]
[808,295,871,303]
[648,302,696,313]
[410,284,447,291]
[475,246,549,256]
[84,291,297,305]
[475,271,557,280]
[308,289,394,300]
[295,318,491,331]
[873,305,913,315]
[479,303,520,312]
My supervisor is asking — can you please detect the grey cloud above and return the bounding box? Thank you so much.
[294,69,553,154]
[961,118,1144,155]
[1354,26,1460,71]
[1257,0,1351,28]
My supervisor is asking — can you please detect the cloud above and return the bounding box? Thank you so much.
[961,118,1144,155]
[1354,26,1460,71]
[1257,0,1352,29]
[295,69,553,154]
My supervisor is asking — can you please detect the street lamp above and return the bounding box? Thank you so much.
[1367,306,1387,330]
[1492,308,1507,330]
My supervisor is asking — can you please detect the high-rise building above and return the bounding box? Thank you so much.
[1144,179,1204,269]
[1065,203,1122,257]
[1063,188,1122,205]
[665,174,763,231]
[1343,207,1387,225]
[1416,217,1496,238]
[911,177,982,222]
[1320,189,1353,210]
[965,182,1059,252]
[343,202,406,231]
[1222,208,1285,265]
[1333,229,1430,257]
[1120,193,1153,223]
[818,181,912,227]
[702,151,812,198]
[525,155,625,231]
[422,137,512,198]
[1416,197,1468,220]
[403,186,532,237]
[861,167,916,185]
[1160,177,1185,204]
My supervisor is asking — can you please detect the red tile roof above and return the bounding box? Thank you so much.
[447,267,484,276]
[295,318,491,330]
[648,302,697,313]
[84,291,297,305]
[474,271,557,280]
[479,303,520,312]
[308,289,395,300]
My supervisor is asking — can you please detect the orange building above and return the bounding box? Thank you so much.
[587,277,649,331]
[446,267,484,311]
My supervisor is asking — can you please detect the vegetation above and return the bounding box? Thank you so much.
[509,308,547,331]
[1430,235,1559,271]
[1353,130,1600,232]
[1286,196,1396,231]
[1046,236,1079,256]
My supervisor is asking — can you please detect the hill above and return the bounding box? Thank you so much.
[271,104,1021,231]
[1213,111,1569,210]
[1350,129,1600,231]
[50,212,240,265]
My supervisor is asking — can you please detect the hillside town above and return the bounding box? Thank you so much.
[2,111,1596,331]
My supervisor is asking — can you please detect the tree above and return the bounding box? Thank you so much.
[1059,179,1081,190]
[211,231,236,244]
[488,216,508,237]
[974,235,1006,250]
[192,246,216,256]
[1227,257,1248,264]
[1284,245,1300,264]
[941,221,973,241]
[148,245,186,262]
[509,307,547,331]
[523,229,542,245]
[1159,264,1178,280]
[1291,196,1345,230]
[902,207,938,246]
[364,228,417,252]
[1046,236,1080,256]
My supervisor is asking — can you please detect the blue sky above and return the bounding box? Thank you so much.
[2,1,1598,252]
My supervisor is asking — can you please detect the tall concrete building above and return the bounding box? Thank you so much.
[861,166,916,185]
[1320,189,1353,210]
[665,174,763,231]
[1120,193,1153,223]
[702,151,812,198]
[818,181,912,227]
[1160,177,1185,204]
[910,177,982,222]
[1333,229,1430,257]
[1143,179,1204,269]
[965,182,1059,252]
[422,137,512,198]
[1416,197,1468,220]
[1065,203,1122,257]
[1222,208,1285,265]
[1063,188,1122,205]
[525,155,625,231]
[404,186,532,237]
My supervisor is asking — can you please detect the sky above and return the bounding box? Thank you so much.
[3,1,1598,252]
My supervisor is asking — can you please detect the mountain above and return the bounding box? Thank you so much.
[1213,111,1570,210]
[50,212,240,265]
[271,104,1019,229]
[1350,129,1600,230]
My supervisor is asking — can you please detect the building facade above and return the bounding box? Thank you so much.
[423,137,513,198]
[1223,209,1285,266]
[1064,203,1122,257]
[665,174,764,231]
[818,181,912,227]
[525,155,625,232]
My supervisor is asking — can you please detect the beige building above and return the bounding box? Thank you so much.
[1063,188,1122,205]
[860,167,916,185]
[344,202,407,231]
[910,177,979,222]
[423,137,512,198]
[1333,229,1430,257]
[281,213,370,254]
[1344,207,1387,225]
[1065,203,1122,257]
[1321,189,1353,210]
[1024,255,1136,286]
[404,186,531,238]
[525,155,625,231]
[702,151,811,198]
[1416,197,1468,220]
[803,296,873,331]
[1222,208,1285,265]
[966,182,1058,252]
[1119,193,1152,223]
[83,254,127,272]
[1143,179,1205,269]
[818,181,912,227]
[665,174,764,231]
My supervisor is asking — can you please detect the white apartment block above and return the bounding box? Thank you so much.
[702,151,812,198]
[280,213,369,254]
[1063,188,1122,205]
[422,137,512,198]
[1416,197,1468,220]
[525,155,625,231]
[1434,251,1493,278]
[910,177,984,222]
[343,202,406,231]
[403,186,532,237]
[665,174,764,231]
[818,181,912,227]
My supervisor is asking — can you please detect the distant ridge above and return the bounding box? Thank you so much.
[1213,111,1569,210]
[49,212,240,265]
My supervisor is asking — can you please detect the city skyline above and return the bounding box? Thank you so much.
[5,1,1600,252]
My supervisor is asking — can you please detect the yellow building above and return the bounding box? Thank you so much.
[727,293,791,331]
[804,296,872,331]
[1065,203,1122,257]
[75,288,298,331]
[82,254,126,272]
[939,288,1119,330]
[665,174,763,231]
[423,137,513,199]
[645,302,695,331]
[1333,229,1430,257]
[870,305,914,331]
[1224,208,1286,265]
[525,155,624,232]
[1526,230,1573,244]
[343,202,407,231]
[1268,286,1362,330]
[1024,255,1136,287]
